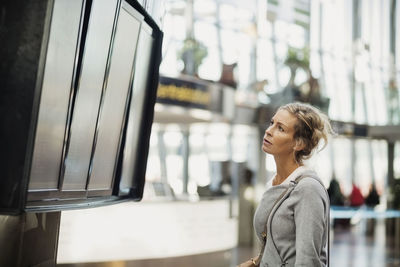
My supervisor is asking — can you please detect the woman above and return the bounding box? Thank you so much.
[241,103,333,267]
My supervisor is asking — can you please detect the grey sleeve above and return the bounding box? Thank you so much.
[293,179,328,267]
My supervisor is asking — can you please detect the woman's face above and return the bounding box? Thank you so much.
[262,109,299,157]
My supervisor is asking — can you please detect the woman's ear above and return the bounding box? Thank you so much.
[294,139,305,152]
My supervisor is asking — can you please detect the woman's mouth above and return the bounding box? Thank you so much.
[263,138,272,145]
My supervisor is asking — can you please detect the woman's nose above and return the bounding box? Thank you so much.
[265,126,272,136]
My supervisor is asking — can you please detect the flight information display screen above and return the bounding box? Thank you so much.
[0,0,163,214]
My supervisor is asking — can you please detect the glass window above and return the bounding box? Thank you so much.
[372,140,388,195]
[396,2,400,68]
[323,55,352,121]
[194,21,218,47]
[331,138,352,195]
[237,35,253,87]
[206,123,230,161]
[257,12,272,38]
[380,0,391,65]
[336,58,353,121]
[395,142,400,179]
[372,68,388,125]
[364,66,378,125]
[354,84,366,124]
[189,132,210,187]
[286,24,306,49]
[219,4,252,30]
[256,39,278,92]
[320,0,346,53]
[160,40,181,77]
[159,128,191,195]
[145,129,162,183]
[309,49,321,80]
[163,12,186,41]
[354,139,373,195]
[220,29,239,63]
[360,0,371,44]
[307,141,332,186]
[198,47,221,81]
[193,0,217,24]
[231,125,256,163]
[369,0,382,64]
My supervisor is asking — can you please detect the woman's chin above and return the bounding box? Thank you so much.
[262,146,272,154]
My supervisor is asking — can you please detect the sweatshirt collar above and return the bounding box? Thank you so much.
[268,165,310,188]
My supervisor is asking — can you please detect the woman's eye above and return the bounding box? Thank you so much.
[279,126,284,132]
[269,120,273,126]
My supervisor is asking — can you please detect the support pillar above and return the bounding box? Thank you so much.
[388,142,395,208]
[387,141,395,236]
[182,129,190,195]
[0,212,61,267]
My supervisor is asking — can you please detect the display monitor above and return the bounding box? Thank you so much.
[0,0,163,214]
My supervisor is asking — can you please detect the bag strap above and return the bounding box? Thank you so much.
[260,187,290,241]
[254,182,292,265]
[256,173,330,267]
[294,174,330,267]
[260,174,308,241]
[287,173,330,267]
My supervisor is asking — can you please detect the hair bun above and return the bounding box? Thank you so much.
[280,102,334,163]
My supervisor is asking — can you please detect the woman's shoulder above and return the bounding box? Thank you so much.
[296,175,324,188]
[293,175,328,200]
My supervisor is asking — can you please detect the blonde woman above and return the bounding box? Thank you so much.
[240,102,333,267]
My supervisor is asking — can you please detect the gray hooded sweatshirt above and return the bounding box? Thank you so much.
[254,167,329,267]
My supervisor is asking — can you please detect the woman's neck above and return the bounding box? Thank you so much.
[273,156,301,185]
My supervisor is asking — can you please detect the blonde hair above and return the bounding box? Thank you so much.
[279,102,334,164]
